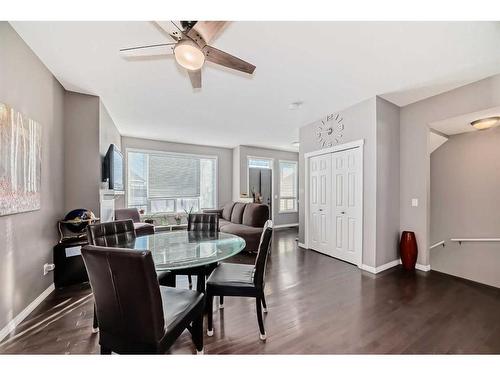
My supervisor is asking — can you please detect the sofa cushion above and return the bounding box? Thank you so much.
[221,202,236,221]
[219,219,231,228]
[242,203,269,228]
[220,223,263,236]
[230,202,246,224]
[220,223,263,253]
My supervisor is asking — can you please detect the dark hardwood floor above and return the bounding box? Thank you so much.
[2,228,500,354]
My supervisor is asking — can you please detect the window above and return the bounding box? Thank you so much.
[127,150,217,213]
[248,157,272,169]
[279,161,298,212]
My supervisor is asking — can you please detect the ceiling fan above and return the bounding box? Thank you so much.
[119,21,256,88]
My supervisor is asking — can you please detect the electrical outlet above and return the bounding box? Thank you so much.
[43,263,55,276]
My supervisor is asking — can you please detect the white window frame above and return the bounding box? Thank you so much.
[125,147,219,213]
[278,159,298,213]
[246,155,274,221]
[247,156,273,170]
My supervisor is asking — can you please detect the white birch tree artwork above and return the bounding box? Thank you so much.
[0,103,42,216]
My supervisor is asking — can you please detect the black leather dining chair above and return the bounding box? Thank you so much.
[86,219,170,331]
[81,245,204,354]
[87,219,136,247]
[206,220,273,341]
[187,213,219,232]
[166,213,220,290]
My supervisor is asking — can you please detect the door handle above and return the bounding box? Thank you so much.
[318,208,323,212]
[341,211,346,214]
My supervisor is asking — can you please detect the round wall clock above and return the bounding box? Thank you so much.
[316,113,344,148]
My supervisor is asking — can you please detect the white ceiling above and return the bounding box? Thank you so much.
[429,105,500,136]
[10,21,500,151]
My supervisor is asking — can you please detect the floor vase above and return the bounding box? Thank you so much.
[400,231,418,271]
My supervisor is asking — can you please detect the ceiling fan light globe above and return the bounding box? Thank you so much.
[174,40,205,70]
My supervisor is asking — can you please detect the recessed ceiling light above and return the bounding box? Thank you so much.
[471,116,500,130]
[289,101,304,110]
[292,141,300,147]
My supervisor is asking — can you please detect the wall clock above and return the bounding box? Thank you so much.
[316,113,344,148]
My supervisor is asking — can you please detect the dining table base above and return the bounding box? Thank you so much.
[159,263,219,296]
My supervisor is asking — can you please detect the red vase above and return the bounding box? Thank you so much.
[400,231,418,271]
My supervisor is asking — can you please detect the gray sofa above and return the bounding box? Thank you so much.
[205,202,269,253]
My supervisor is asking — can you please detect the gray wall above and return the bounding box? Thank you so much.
[375,97,400,266]
[400,74,500,267]
[0,22,65,330]
[236,145,299,227]
[99,101,123,208]
[121,136,233,208]
[430,126,500,287]
[299,98,378,267]
[298,97,401,268]
[63,92,101,215]
[99,101,121,160]
[232,146,240,202]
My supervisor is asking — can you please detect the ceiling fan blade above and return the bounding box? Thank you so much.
[188,69,202,89]
[119,43,176,58]
[187,21,227,45]
[204,46,256,74]
[155,21,184,41]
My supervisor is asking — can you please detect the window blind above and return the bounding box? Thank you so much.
[148,154,200,198]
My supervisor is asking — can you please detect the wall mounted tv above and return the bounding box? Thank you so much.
[103,144,124,191]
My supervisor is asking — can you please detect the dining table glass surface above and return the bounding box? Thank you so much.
[117,231,246,271]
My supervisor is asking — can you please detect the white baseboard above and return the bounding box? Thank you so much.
[0,283,55,343]
[416,263,431,272]
[360,259,431,274]
[360,259,401,274]
[298,242,307,249]
[273,223,299,229]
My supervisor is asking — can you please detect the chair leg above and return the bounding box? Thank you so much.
[92,303,99,333]
[261,293,268,313]
[100,346,112,354]
[256,297,266,341]
[158,272,176,287]
[192,314,204,354]
[188,275,193,289]
[207,294,214,336]
[219,295,224,309]
[196,272,206,294]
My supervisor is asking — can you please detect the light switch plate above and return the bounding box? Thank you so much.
[411,198,418,207]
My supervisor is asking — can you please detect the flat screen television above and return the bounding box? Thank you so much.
[103,144,124,191]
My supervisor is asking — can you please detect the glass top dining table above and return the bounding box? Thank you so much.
[115,231,246,272]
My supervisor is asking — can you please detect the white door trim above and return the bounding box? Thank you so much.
[304,139,365,159]
[305,139,364,267]
[246,155,274,222]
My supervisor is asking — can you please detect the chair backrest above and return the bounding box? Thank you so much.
[253,220,273,289]
[187,213,219,233]
[81,245,165,346]
[115,208,141,223]
[87,219,136,247]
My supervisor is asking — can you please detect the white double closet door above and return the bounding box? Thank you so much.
[309,147,362,265]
